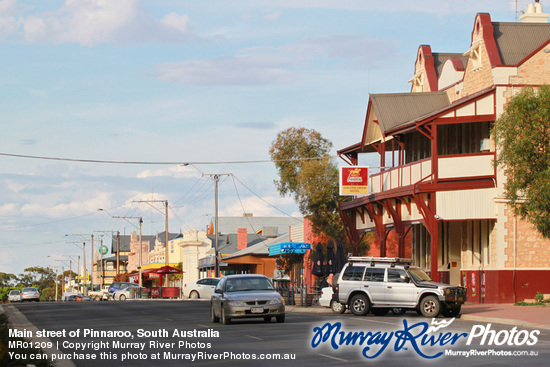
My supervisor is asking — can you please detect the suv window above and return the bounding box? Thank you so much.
[364,268,385,282]
[342,266,365,281]
[387,268,407,283]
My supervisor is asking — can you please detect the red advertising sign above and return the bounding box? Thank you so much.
[339,166,369,195]
[150,287,161,298]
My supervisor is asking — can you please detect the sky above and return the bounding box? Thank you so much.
[0,0,541,277]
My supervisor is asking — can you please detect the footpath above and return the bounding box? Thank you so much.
[286,302,550,330]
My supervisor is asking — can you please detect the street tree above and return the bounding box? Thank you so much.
[493,85,550,238]
[18,266,56,290]
[269,127,369,255]
[0,272,17,288]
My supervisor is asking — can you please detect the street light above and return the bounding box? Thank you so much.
[98,209,143,287]
[66,235,88,295]
[48,256,71,298]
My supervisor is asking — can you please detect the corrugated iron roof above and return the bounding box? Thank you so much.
[432,53,467,77]
[492,22,550,65]
[370,92,450,133]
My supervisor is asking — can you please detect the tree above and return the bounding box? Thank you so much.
[18,266,56,291]
[270,127,369,254]
[113,273,128,282]
[270,127,341,236]
[0,272,17,288]
[493,85,550,238]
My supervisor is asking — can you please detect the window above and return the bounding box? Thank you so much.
[437,121,492,156]
[342,266,365,281]
[364,268,385,282]
[404,131,431,164]
[388,269,407,283]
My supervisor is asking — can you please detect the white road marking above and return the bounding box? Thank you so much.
[319,353,348,362]
[246,335,263,341]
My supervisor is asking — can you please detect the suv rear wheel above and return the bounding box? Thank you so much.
[331,300,346,314]
[349,294,370,316]
[419,295,441,317]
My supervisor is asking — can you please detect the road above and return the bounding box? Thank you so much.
[7,300,550,367]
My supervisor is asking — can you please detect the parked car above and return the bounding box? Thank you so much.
[8,290,22,303]
[319,287,346,314]
[108,282,140,297]
[89,285,111,301]
[114,287,144,301]
[21,287,40,302]
[211,274,285,324]
[333,257,467,318]
[184,278,220,299]
[67,293,91,301]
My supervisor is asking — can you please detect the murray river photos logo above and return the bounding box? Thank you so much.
[310,318,540,359]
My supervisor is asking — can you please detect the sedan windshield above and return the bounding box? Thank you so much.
[225,277,274,292]
[408,268,432,282]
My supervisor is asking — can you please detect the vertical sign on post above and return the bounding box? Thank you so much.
[471,272,476,298]
[339,166,369,196]
[481,271,486,298]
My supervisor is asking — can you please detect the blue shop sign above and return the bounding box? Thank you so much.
[269,242,311,256]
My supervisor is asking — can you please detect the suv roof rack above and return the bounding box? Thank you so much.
[348,256,412,267]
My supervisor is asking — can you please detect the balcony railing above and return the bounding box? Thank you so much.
[368,153,495,195]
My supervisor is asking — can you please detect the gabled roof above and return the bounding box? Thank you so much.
[155,231,181,244]
[339,87,496,159]
[492,22,550,65]
[370,92,450,133]
[110,235,156,253]
[207,233,268,255]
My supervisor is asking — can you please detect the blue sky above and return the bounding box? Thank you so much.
[0,0,539,276]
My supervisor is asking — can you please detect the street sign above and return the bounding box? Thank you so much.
[99,245,108,255]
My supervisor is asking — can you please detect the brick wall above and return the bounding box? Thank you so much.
[503,205,550,268]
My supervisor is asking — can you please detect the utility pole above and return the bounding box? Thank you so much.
[98,209,144,285]
[82,242,86,295]
[90,234,94,291]
[93,231,117,286]
[202,173,231,277]
[133,199,169,286]
[116,231,120,276]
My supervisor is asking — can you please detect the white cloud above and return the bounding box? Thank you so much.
[263,11,282,21]
[284,34,397,68]
[16,192,114,218]
[152,55,296,85]
[0,0,26,38]
[242,0,512,15]
[136,165,200,179]
[17,0,195,46]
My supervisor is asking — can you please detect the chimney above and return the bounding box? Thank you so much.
[520,0,549,23]
[237,228,248,251]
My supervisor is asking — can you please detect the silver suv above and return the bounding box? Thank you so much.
[333,257,466,318]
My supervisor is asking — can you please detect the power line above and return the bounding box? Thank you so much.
[231,174,303,222]
[0,152,330,165]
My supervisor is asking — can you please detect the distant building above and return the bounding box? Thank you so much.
[199,214,303,277]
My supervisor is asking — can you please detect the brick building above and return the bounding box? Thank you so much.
[338,3,550,303]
